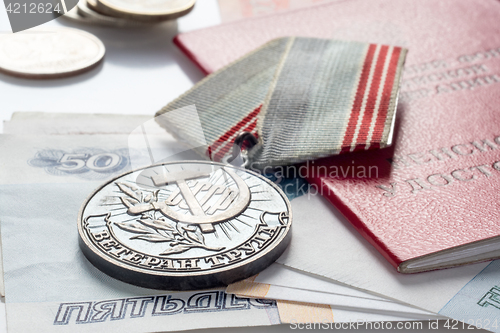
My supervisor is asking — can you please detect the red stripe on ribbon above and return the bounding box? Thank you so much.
[354,45,389,148]
[368,47,402,148]
[340,44,377,153]
[207,105,262,161]
[213,119,258,161]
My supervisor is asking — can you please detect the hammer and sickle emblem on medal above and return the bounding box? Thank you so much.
[127,167,251,233]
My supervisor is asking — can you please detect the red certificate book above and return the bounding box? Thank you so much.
[174,0,500,272]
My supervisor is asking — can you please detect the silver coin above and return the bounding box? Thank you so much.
[60,5,115,26]
[78,161,292,290]
[95,0,196,22]
[77,0,157,27]
[0,27,105,79]
[58,6,95,25]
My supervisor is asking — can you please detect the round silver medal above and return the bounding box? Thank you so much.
[78,161,291,290]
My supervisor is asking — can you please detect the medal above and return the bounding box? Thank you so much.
[78,161,291,290]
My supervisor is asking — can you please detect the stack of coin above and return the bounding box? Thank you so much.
[62,0,196,27]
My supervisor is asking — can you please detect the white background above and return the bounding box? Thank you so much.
[0,1,486,332]
[0,0,217,132]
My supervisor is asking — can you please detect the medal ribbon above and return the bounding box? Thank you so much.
[156,37,407,168]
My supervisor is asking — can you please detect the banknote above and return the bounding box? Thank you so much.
[229,263,500,330]
[0,131,437,331]
[256,193,500,331]
[0,112,454,331]
[227,264,439,317]
[0,133,282,332]
[3,112,156,136]
[269,193,489,314]
[228,280,440,319]
[247,263,394,300]
[0,112,155,298]
[0,135,440,332]
[440,260,500,332]
[1,109,279,332]
[274,299,438,324]
[226,192,500,331]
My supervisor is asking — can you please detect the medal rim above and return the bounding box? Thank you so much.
[77,160,292,289]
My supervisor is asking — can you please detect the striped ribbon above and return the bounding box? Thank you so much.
[156,37,406,168]
[341,44,404,153]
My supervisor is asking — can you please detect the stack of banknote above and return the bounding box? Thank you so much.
[1,111,499,332]
[0,112,280,333]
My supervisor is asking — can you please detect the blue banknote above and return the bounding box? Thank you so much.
[440,260,500,332]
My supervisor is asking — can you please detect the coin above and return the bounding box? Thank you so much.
[58,6,94,25]
[77,0,157,27]
[78,161,292,290]
[0,28,105,79]
[95,0,196,22]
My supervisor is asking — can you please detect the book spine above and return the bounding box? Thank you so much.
[173,35,211,75]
